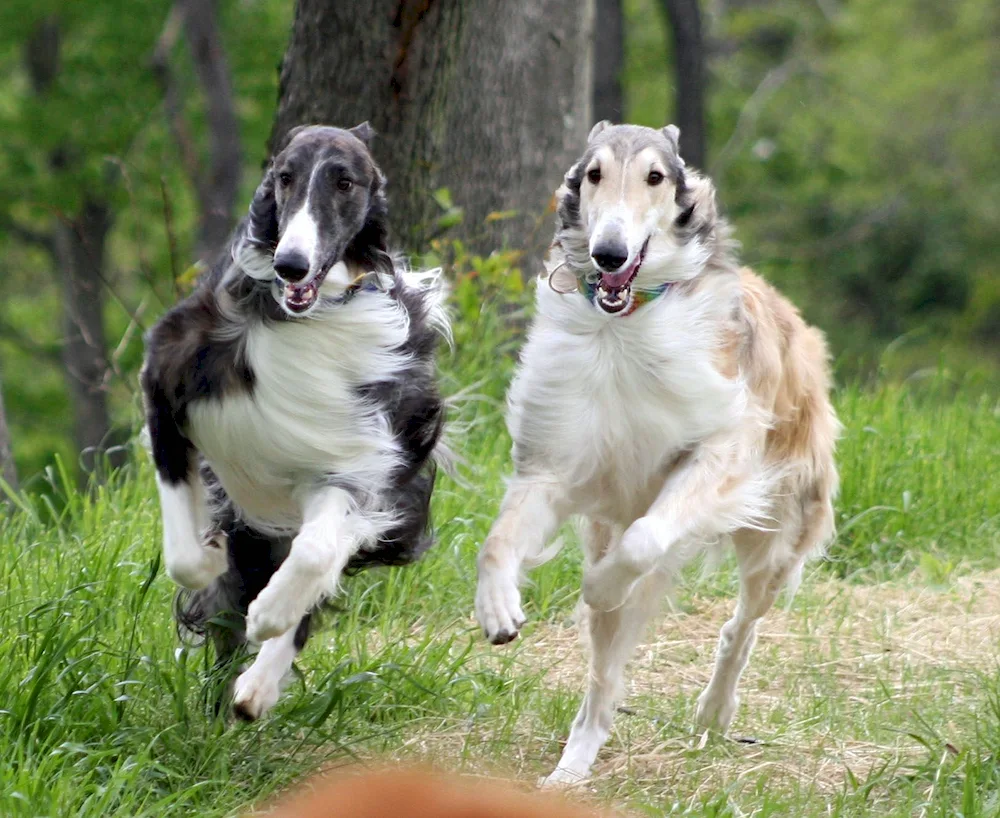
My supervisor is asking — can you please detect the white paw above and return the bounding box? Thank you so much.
[165,531,228,590]
[475,569,525,645]
[539,765,590,789]
[695,685,739,732]
[232,667,280,721]
[246,586,305,644]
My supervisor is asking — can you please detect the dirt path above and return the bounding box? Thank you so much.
[511,571,1000,794]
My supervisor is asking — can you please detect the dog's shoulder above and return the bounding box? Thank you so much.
[143,258,254,407]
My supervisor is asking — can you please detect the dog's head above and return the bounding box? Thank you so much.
[555,121,719,315]
[242,123,389,316]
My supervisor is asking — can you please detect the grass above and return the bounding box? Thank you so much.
[1,316,998,816]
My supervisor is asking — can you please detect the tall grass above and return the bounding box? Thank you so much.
[0,312,997,815]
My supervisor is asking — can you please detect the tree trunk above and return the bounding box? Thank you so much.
[178,0,242,263]
[659,0,707,169]
[441,0,595,267]
[271,0,594,266]
[25,18,118,477]
[52,199,116,472]
[593,0,625,123]
[0,374,17,494]
[271,0,463,250]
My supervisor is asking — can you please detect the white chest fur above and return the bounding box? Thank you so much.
[188,293,412,533]
[507,278,747,523]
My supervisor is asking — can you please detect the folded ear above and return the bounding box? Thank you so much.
[275,124,310,155]
[349,121,375,147]
[588,120,612,142]
[246,167,279,250]
[555,160,585,229]
[662,124,685,166]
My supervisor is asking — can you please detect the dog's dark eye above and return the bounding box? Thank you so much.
[587,168,601,185]
[337,178,353,192]
[647,170,665,186]
[278,172,293,187]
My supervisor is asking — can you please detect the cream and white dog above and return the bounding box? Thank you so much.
[474,122,840,786]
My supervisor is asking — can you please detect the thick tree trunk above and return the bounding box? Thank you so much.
[593,0,625,122]
[271,0,594,266]
[659,0,707,169]
[178,0,242,262]
[53,199,116,472]
[0,374,17,494]
[441,0,594,266]
[271,0,463,249]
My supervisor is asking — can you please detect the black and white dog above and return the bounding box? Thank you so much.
[142,124,450,720]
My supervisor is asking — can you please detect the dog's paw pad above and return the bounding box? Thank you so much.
[204,529,228,551]
[165,540,229,590]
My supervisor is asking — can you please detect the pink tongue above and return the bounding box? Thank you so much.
[601,258,638,289]
[601,269,633,289]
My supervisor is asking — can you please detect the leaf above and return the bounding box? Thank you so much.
[484,209,518,223]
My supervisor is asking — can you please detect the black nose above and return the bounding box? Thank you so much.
[591,243,629,272]
[273,250,310,282]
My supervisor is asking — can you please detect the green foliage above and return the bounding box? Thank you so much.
[623,0,1000,377]
[0,0,292,480]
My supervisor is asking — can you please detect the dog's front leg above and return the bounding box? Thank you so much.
[246,487,355,644]
[475,476,567,644]
[583,438,763,613]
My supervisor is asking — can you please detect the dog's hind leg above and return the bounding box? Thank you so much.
[695,488,833,732]
[142,369,227,590]
[475,476,568,645]
[542,563,671,787]
[176,519,306,718]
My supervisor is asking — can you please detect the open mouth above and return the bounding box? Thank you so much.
[594,238,649,315]
[278,269,328,315]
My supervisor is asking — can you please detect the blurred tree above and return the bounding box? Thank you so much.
[593,0,625,122]
[657,0,706,168]
[271,0,595,263]
[21,17,119,472]
[0,375,17,493]
[153,0,242,264]
[0,0,290,481]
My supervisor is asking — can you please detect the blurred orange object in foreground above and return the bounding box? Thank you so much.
[257,767,614,818]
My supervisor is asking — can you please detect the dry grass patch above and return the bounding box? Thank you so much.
[362,570,1000,810]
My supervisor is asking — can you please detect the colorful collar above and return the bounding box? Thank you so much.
[577,276,671,317]
[327,270,386,305]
